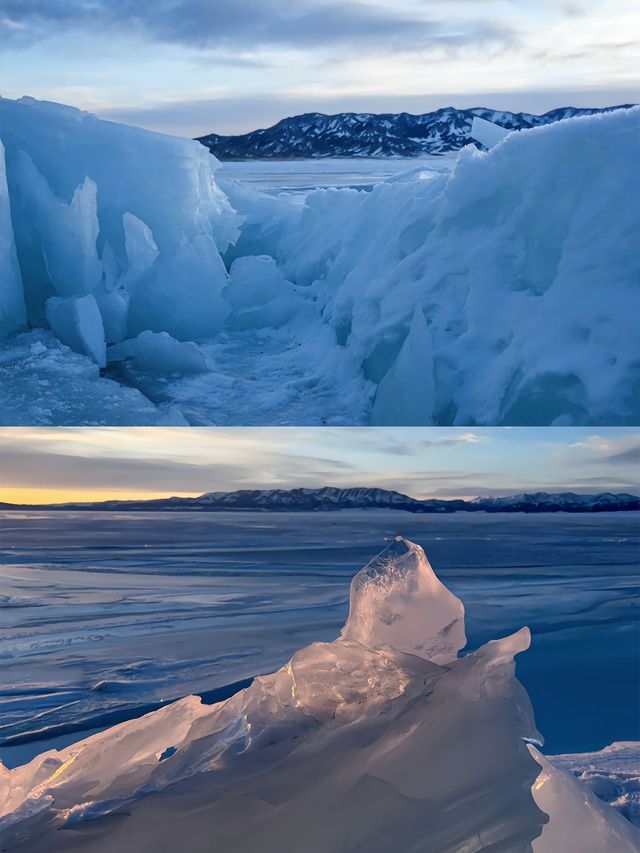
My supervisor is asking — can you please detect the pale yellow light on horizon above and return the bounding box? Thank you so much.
[0,486,484,506]
[0,487,201,506]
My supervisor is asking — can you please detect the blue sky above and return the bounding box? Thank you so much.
[0,427,638,503]
[1,0,637,135]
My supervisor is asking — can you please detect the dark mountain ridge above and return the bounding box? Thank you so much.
[197,105,634,160]
[1,488,637,513]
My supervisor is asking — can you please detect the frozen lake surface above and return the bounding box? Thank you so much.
[217,155,455,195]
[0,510,638,768]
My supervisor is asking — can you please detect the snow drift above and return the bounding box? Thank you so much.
[1,538,637,852]
[1,98,638,425]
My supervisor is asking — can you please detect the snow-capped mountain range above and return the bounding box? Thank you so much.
[1,488,637,513]
[196,105,633,159]
[470,492,639,512]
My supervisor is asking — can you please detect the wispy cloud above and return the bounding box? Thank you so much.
[566,434,640,465]
[2,0,637,134]
[0,428,637,503]
[0,0,511,51]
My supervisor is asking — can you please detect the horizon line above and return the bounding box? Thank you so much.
[1,485,637,509]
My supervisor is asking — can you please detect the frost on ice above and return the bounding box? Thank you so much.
[1,97,639,425]
[2,537,637,852]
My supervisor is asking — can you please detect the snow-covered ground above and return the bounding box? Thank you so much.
[1,535,638,852]
[1,96,638,425]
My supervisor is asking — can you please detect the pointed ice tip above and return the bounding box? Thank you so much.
[479,627,531,665]
[393,535,418,550]
[341,539,466,664]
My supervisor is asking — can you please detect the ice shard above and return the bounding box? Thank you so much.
[471,115,511,149]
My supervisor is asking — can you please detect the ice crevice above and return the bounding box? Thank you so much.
[0,97,638,425]
[1,537,637,852]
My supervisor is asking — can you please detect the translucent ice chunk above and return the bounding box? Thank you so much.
[96,289,129,344]
[14,153,102,298]
[342,536,466,663]
[370,307,435,425]
[471,115,511,149]
[108,330,207,374]
[45,294,106,367]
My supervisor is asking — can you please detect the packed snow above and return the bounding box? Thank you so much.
[1,536,637,852]
[549,742,640,829]
[1,97,638,425]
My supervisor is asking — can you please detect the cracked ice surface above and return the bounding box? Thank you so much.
[2,538,637,852]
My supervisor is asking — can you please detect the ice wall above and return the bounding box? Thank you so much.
[0,97,240,356]
[227,106,640,425]
[3,538,635,852]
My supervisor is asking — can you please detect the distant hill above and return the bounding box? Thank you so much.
[1,488,637,513]
[196,105,633,159]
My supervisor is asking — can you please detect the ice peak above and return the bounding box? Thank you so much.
[341,537,466,663]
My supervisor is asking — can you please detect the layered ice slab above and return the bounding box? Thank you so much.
[2,538,637,852]
[0,96,239,351]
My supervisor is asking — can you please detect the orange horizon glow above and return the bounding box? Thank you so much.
[0,487,486,506]
[0,487,202,506]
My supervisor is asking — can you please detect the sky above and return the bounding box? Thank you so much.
[1,0,638,136]
[0,427,638,505]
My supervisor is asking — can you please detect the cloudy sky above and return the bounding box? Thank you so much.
[0,427,638,504]
[1,0,637,135]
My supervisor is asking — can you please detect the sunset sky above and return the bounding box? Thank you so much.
[1,0,638,136]
[0,427,638,505]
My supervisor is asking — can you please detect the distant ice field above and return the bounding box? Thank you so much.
[217,155,455,195]
[0,510,637,770]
